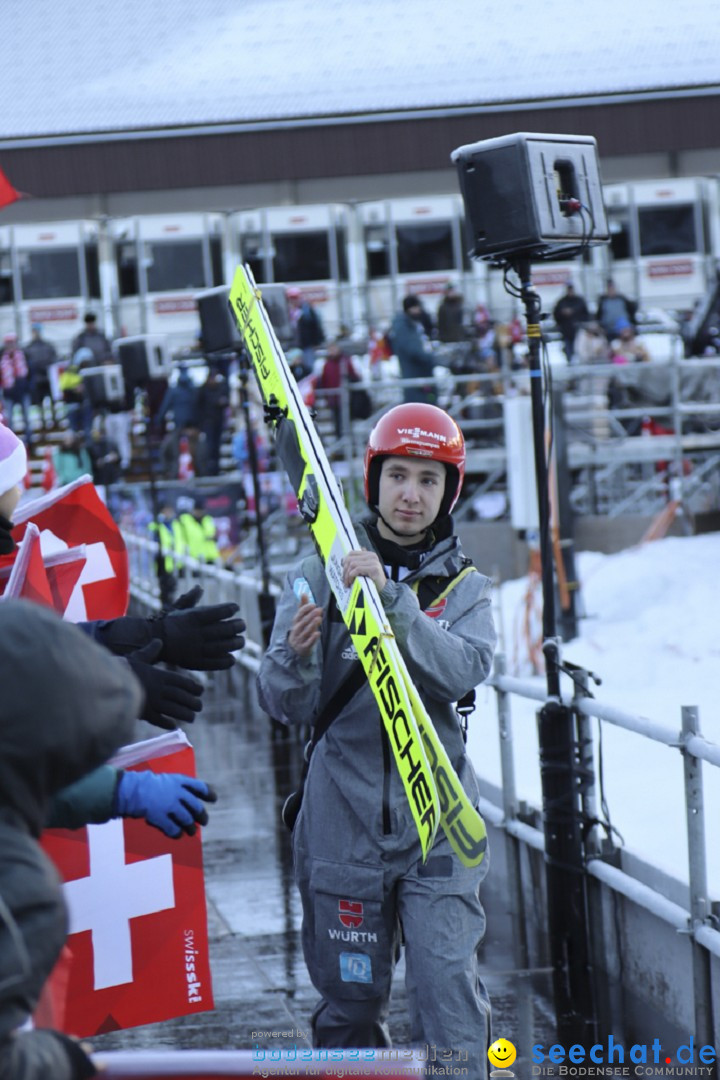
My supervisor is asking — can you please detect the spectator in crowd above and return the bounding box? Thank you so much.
[574,321,610,366]
[610,318,652,365]
[174,495,220,565]
[573,320,612,397]
[97,356,135,474]
[596,279,638,340]
[196,365,230,476]
[59,346,94,439]
[415,296,434,339]
[53,429,93,487]
[607,319,665,431]
[156,362,198,432]
[23,322,58,428]
[160,421,209,479]
[0,332,32,443]
[88,415,122,487]
[316,339,364,437]
[436,283,467,343]
[471,303,500,368]
[390,294,438,404]
[71,311,112,364]
[287,287,325,376]
[473,303,493,338]
[232,418,270,475]
[553,283,590,363]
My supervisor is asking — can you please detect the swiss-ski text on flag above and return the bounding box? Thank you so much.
[40,732,214,1036]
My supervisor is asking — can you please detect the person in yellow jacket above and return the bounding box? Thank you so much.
[149,502,177,574]
[174,496,219,565]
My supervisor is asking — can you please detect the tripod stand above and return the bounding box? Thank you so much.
[511,256,596,1044]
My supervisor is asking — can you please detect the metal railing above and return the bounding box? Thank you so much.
[485,652,720,1043]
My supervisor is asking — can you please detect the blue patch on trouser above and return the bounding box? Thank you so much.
[339,952,373,983]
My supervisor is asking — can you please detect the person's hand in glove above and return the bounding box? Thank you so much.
[155,586,246,671]
[126,639,204,730]
[115,770,218,838]
[92,586,246,671]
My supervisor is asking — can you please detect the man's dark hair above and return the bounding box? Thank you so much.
[403,295,421,313]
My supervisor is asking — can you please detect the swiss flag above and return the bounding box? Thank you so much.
[0,523,53,606]
[0,523,87,612]
[40,732,214,1037]
[13,475,129,620]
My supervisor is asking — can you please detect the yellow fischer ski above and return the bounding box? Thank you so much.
[229,265,487,867]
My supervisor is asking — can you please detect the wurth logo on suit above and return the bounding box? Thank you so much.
[327,899,378,943]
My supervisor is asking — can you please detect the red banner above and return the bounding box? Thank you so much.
[28,304,80,322]
[13,476,129,619]
[41,733,214,1037]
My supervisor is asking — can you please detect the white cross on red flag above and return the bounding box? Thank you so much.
[12,475,129,620]
[40,732,214,1037]
[0,522,87,610]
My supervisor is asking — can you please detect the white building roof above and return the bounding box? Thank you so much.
[3,0,720,139]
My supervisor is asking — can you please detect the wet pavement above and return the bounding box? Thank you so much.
[89,666,560,1071]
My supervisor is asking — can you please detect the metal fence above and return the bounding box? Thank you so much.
[483,652,720,1043]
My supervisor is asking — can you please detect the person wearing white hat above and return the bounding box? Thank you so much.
[0,422,27,553]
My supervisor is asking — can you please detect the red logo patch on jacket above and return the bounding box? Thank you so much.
[339,899,363,929]
[424,598,447,619]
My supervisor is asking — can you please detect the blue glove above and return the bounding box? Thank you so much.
[116,771,217,838]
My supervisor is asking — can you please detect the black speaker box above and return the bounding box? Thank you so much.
[196,286,243,354]
[82,365,126,407]
[451,132,609,262]
[116,335,171,383]
[258,283,294,349]
[198,281,295,352]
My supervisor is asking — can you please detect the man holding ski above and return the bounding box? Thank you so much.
[257,402,496,1073]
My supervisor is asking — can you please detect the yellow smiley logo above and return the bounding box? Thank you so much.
[488,1038,517,1069]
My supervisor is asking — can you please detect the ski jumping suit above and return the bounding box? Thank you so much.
[257,517,497,1073]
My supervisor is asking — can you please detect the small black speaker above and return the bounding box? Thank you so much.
[197,281,295,352]
[196,286,243,354]
[257,283,294,349]
[451,132,609,262]
[116,335,171,383]
[82,364,126,407]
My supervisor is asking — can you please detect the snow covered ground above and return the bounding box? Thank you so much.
[467,531,720,896]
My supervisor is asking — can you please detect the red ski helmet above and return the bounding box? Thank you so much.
[363,403,466,518]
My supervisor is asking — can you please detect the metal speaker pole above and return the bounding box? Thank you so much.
[515,257,596,1043]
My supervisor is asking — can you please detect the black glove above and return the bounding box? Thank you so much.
[126,639,204,730]
[156,586,246,671]
[169,584,204,610]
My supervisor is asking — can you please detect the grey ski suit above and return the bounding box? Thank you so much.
[257,518,497,1075]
